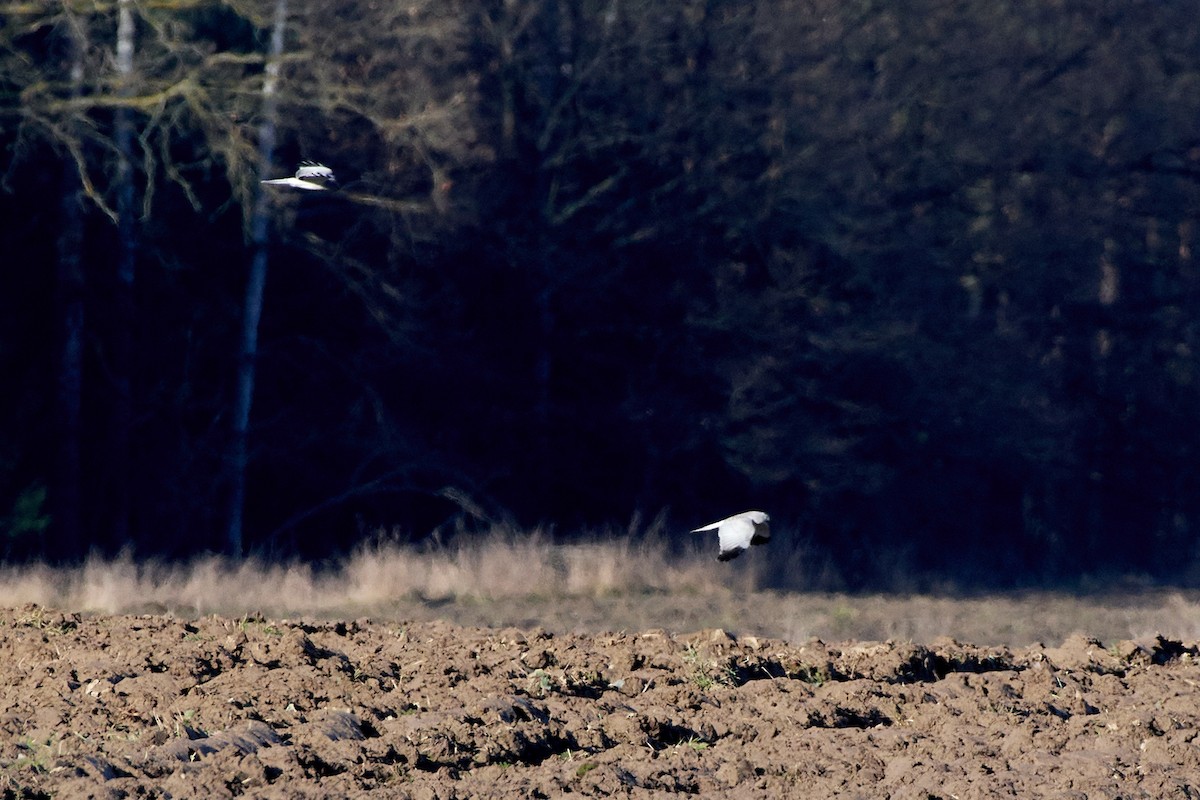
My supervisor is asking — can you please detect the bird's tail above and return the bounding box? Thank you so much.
[690,522,721,533]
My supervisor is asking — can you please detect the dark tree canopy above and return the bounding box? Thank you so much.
[1,0,1199,588]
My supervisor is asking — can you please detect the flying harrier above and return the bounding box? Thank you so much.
[261,161,337,190]
[692,510,771,561]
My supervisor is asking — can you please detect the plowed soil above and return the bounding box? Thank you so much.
[3,604,1199,798]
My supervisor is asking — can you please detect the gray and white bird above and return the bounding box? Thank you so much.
[261,161,337,190]
[692,510,771,561]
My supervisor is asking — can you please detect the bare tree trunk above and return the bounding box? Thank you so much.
[228,0,287,557]
[531,0,566,504]
[52,11,86,562]
[111,0,137,550]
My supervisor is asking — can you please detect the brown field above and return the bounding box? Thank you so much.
[3,535,1200,797]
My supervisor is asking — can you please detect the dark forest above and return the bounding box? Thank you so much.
[2,0,1199,588]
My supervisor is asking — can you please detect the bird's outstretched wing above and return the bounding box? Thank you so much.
[294,161,336,183]
[261,161,337,190]
[717,517,757,561]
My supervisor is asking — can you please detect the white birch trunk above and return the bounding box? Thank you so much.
[228,0,288,557]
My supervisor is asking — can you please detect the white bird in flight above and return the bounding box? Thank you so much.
[261,161,338,191]
[692,510,771,561]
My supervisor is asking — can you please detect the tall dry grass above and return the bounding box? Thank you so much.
[0,524,756,618]
[3,525,1200,646]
